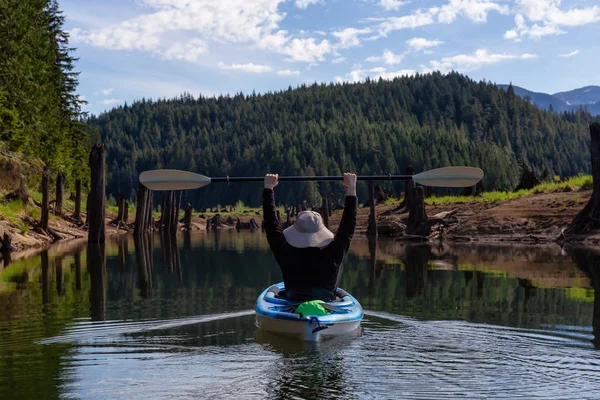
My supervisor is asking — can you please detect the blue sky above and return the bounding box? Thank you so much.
[59,0,600,115]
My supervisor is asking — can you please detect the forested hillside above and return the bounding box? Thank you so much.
[89,73,594,209]
[0,0,88,189]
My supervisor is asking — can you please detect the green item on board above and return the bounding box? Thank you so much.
[295,300,329,317]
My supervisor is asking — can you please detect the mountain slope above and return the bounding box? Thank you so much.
[497,84,569,111]
[88,73,594,209]
[553,86,600,106]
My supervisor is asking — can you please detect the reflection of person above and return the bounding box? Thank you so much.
[262,173,358,302]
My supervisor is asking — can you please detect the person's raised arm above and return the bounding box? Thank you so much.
[333,173,358,252]
[263,174,287,250]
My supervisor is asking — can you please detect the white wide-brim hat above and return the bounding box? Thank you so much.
[283,211,334,248]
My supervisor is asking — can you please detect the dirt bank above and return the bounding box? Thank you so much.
[329,189,596,244]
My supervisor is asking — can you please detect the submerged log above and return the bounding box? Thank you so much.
[564,123,600,236]
[41,165,49,231]
[88,144,106,243]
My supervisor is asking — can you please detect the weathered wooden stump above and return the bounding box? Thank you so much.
[383,165,414,216]
[55,172,65,216]
[322,198,329,228]
[3,181,29,203]
[41,165,49,231]
[404,187,450,237]
[514,164,541,191]
[564,123,600,235]
[88,144,106,243]
[134,185,151,235]
[183,203,192,230]
[367,181,377,237]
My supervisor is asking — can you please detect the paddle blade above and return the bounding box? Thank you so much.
[139,169,211,191]
[413,166,484,187]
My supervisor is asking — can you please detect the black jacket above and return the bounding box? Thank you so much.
[262,189,357,301]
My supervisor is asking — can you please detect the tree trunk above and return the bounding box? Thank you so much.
[367,181,377,237]
[514,164,541,191]
[172,191,182,232]
[123,199,129,224]
[145,189,153,232]
[405,187,427,235]
[41,165,49,231]
[73,179,82,222]
[55,172,65,216]
[383,165,414,216]
[134,185,148,236]
[183,203,192,230]
[321,198,329,228]
[565,123,600,235]
[88,144,106,243]
[116,192,125,222]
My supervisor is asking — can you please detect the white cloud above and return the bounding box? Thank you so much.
[161,38,207,62]
[332,27,372,48]
[505,0,600,40]
[332,56,346,64]
[277,69,300,76]
[379,0,408,11]
[70,0,333,64]
[406,37,443,51]
[218,62,272,73]
[101,99,122,105]
[423,49,537,73]
[366,49,404,65]
[560,49,579,58]
[437,0,509,24]
[335,66,416,83]
[94,88,114,96]
[368,0,507,39]
[295,0,323,8]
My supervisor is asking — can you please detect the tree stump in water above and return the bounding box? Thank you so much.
[367,181,377,237]
[404,187,450,237]
[41,165,49,231]
[55,172,65,216]
[564,123,600,235]
[514,164,541,191]
[88,144,106,243]
[183,203,192,230]
[0,233,12,255]
[134,185,150,236]
[382,165,414,216]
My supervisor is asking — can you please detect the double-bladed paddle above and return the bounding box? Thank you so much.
[139,166,484,191]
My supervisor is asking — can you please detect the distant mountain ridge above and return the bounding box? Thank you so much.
[497,84,600,115]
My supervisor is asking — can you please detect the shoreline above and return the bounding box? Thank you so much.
[1,188,599,263]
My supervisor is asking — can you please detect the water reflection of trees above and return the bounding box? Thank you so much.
[87,242,106,321]
[567,247,600,349]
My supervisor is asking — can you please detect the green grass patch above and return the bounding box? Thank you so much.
[0,199,25,225]
[426,175,593,205]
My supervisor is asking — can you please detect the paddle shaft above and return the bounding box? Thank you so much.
[211,175,413,183]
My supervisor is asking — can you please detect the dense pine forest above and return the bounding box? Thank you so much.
[0,0,89,188]
[89,74,595,209]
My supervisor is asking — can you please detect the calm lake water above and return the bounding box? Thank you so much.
[1,231,599,399]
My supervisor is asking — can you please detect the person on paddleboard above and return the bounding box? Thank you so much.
[263,173,358,302]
